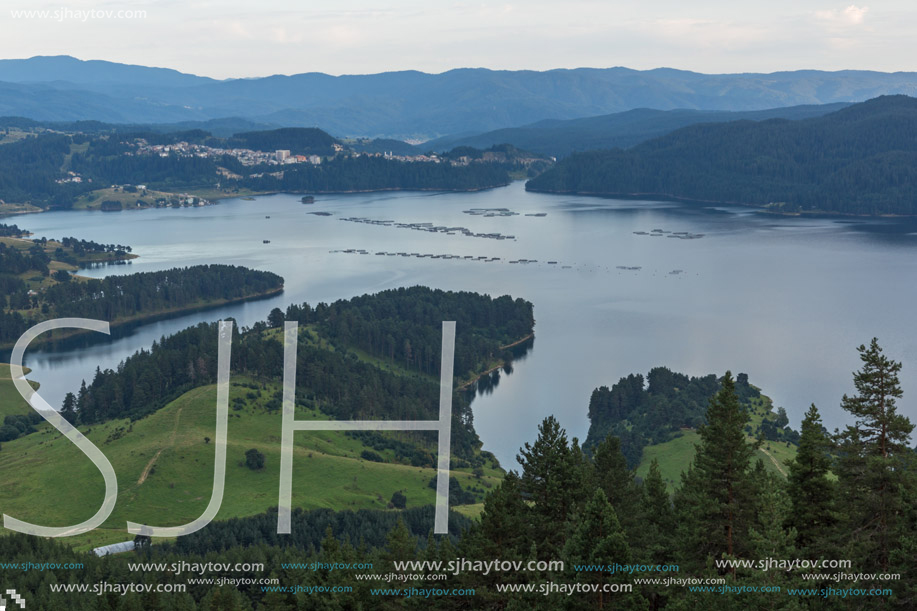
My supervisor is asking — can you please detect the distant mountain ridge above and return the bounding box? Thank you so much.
[2,56,917,138]
[0,55,214,86]
[526,95,917,216]
[0,115,277,137]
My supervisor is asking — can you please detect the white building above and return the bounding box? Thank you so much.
[93,541,135,556]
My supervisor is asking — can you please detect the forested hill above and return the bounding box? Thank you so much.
[585,367,799,468]
[0,264,284,347]
[526,95,917,216]
[426,102,850,159]
[68,287,534,460]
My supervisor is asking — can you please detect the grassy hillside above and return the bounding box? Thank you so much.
[0,375,501,552]
[636,394,797,490]
[0,363,38,420]
[0,283,531,552]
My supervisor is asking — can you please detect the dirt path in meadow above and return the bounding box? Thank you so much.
[759,447,787,477]
[137,407,183,485]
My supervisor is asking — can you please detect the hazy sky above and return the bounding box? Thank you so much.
[2,1,916,78]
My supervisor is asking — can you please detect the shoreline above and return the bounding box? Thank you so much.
[523,186,917,219]
[457,333,535,391]
[0,286,284,351]
[499,333,534,350]
[2,182,516,220]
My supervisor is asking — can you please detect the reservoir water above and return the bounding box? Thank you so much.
[6,181,917,468]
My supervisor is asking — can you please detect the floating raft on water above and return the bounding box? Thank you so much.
[633,228,705,239]
[332,250,515,265]
[335,216,516,241]
[463,208,518,217]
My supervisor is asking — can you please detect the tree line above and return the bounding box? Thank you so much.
[240,155,512,194]
[0,507,472,611]
[0,222,28,237]
[584,367,797,467]
[282,286,535,380]
[0,264,283,345]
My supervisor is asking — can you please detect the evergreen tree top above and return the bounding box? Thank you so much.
[841,338,914,457]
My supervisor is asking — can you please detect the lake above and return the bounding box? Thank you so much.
[6,181,917,469]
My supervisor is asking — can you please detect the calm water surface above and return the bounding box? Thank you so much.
[7,182,917,468]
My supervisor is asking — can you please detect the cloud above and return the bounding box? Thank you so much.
[815,5,869,26]
[651,18,770,50]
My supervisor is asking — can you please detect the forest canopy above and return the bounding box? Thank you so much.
[527,95,917,216]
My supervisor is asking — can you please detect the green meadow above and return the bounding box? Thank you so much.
[0,363,38,419]
[636,394,798,490]
[2,358,799,551]
[0,373,500,552]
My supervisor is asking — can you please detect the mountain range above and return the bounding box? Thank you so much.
[3,56,917,139]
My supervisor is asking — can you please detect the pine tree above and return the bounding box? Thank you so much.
[476,471,530,558]
[75,379,89,423]
[60,392,77,423]
[517,416,585,558]
[835,339,915,574]
[592,435,641,544]
[564,489,646,610]
[459,471,536,609]
[889,450,917,609]
[383,518,416,564]
[785,404,836,555]
[745,463,801,595]
[568,436,594,513]
[675,371,759,572]
[640,459,674,565]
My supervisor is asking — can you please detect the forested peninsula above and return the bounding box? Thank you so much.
[0,228,284,348]
[527,95,917,216]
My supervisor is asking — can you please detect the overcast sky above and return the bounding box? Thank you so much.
[2,1,915,78]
